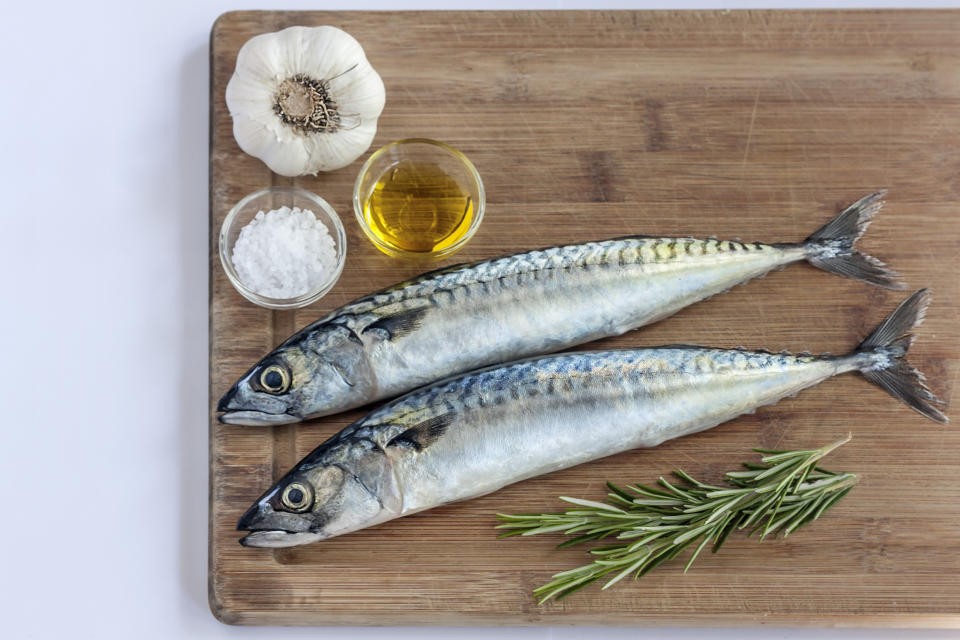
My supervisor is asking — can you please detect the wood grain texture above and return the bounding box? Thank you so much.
[209,10,960,626]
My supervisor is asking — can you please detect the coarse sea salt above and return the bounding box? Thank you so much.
[231,206,338,299]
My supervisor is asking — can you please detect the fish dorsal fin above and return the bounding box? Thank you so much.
[375,260,480,294]
[606,234,659,241]
[387,413,454,452]
[658,343,708,350]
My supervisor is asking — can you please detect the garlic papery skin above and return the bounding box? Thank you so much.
[226,26,386,176]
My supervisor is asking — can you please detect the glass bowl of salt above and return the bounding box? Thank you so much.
[219,187,347,309]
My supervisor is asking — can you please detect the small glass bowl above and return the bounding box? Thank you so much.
[219,187,347,310]
[353,138,485,259]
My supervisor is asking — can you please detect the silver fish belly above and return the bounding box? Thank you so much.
[219,192,899,425]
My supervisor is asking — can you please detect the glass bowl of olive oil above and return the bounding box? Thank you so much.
[353,138,485,259]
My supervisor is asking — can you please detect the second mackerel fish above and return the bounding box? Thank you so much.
[219,192,900,425]
[237,290,946,547]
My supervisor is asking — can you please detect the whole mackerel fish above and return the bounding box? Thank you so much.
[239,291,946,547]
[219,192,900,426]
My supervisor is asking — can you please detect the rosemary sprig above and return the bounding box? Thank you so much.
[497,436,857,603]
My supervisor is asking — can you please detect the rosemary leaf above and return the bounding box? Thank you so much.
[559,497,628,513]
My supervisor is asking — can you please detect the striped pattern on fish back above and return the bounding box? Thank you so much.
[340,348,820,445]
[325,237,778,321]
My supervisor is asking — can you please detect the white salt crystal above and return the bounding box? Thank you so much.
[231,206,338,299]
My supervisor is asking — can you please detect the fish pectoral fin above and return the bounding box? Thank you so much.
[386,413,453,452]
[362,306,430,340]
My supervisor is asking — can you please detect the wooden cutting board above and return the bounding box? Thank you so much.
[209,10,960,626]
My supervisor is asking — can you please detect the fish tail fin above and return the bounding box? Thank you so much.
[856,289,947,423]
[803,190,904,289]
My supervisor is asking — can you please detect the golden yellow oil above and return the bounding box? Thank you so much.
[362,161,474,254]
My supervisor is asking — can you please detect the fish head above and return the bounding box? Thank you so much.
[238,438,401,547]
[217,324,375,425]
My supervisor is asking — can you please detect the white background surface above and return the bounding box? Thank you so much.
[1,1,958,638]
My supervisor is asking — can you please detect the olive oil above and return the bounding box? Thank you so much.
[362,161,474,254]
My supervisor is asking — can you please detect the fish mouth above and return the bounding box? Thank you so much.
[237,498,322,548]
[218,410,300,426]
[217,384,300,425]
[239,530,324,548]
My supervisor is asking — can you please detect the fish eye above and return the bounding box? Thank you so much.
[260,365,290,393]
[281,482,312,512]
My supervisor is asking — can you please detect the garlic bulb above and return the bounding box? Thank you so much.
[226,26,386,176]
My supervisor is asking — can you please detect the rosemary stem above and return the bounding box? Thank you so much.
[497,436,857,602]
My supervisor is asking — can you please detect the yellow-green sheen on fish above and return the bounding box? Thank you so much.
[237,291,946,547]
[218,192,901,426]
